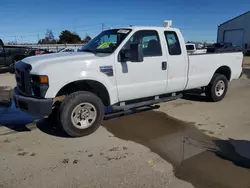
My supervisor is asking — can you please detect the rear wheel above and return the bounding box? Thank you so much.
[59,91,104,137]
[205,74,228,102]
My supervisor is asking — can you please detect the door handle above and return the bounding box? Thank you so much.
[162,61,167,70]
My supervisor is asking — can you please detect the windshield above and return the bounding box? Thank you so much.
[80,29,132,53]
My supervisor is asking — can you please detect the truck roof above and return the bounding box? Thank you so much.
[112,26,179,32]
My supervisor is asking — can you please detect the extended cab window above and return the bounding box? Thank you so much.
[124,30,162,57]
[164,31,182,55]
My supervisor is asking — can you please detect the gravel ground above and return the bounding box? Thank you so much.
[0,57,250,188]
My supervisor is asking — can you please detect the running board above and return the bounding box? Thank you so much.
[111,93,183,111]
[104,105,160,120]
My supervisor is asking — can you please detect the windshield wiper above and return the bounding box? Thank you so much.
[95,49,112,53]
[80,49,96,53]
[80,49,112,54]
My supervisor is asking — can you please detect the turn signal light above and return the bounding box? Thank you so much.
[39,76,49,84]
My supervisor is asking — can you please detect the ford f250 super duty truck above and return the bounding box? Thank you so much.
[13,21,243,137]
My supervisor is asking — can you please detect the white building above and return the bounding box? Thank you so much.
[217,11,250,53]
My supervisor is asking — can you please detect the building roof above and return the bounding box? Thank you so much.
[219,11,250,27]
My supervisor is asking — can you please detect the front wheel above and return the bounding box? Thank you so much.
[205,74,228,102]
[59,91,104,137]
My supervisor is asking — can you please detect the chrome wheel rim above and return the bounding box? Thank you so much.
[215,80,225,97]
[71,103,97,129]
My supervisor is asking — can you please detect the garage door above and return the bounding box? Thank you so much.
[224,29,244,46]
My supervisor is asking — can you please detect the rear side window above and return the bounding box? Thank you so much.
[124,30,162,57]
[164,31,182,55]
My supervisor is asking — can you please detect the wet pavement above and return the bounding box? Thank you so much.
[104,111,250,188]
[0,87,39,135]
[1,104,250,187]
[0,103,38,136]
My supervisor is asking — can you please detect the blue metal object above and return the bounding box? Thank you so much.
[104,106,114,114]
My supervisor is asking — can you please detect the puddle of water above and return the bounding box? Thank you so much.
[0,86,39,133]
[0,89,67,137]
[0,86,13,102]
[104,111,250,188]
[0,101,38,134]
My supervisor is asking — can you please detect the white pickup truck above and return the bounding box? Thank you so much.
[13,21,243,137]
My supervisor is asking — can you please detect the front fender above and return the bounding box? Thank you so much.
[45,70,119,105]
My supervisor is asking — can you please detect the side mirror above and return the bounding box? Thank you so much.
[129,43,143,62]
[119,43,143,62]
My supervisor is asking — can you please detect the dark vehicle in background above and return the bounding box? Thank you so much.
[207,42,242,53]
[0,39,37,71]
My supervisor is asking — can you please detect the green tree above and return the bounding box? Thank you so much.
[59,30,81,44]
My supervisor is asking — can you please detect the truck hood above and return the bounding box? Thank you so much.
[22,52,96,67]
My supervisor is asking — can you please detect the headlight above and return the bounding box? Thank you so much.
[30,75,49,98]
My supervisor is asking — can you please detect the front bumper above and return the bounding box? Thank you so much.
[13,87,53,117]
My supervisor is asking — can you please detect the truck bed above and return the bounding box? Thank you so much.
[185,52,243,90]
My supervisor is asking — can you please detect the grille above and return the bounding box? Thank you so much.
[15,68,24,92]
[15,62,32,95]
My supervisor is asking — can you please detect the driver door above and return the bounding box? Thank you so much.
[115,30,168,102]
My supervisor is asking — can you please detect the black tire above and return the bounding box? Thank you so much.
[205,73,228,102]
[59,91,104,137]
[47,107,60,124]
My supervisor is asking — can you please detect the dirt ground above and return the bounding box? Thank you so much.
[0,57,250,188]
